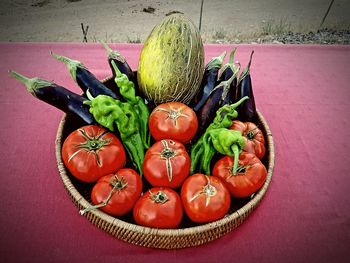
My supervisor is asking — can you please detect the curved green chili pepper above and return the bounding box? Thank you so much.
[84,91,144,175]
[202,137,216,175]
[209,129,245,155]
[210,96,249,129]
[209,128,245,174]
[111,60,150,149]
[190,96,249,175]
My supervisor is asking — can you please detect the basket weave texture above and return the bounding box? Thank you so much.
[55,99,274,249]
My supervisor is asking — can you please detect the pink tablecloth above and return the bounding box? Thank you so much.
[0,43,349,263]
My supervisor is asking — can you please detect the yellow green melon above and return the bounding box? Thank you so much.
[137,13,204,105]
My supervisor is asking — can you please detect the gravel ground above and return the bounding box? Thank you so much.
[215,29,350,45]
[261,29,350,44]
[1,0,350,44]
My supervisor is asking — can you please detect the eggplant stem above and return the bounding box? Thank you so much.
[111,60,122,78]
[211,71,236,96]
[218,48,237,79]
[9,70,52,96]
[50,51,87,82]
[85,89,95,101]
[228,48,237,64]
[101,42,126,62]
[219,71,237,101]
[239,50,254,82]
[101,41,113,54]
[233,64,241,77]
[206,51,227,71]
[247,50,254,71]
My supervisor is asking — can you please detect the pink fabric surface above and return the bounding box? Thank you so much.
[0,43,349,263]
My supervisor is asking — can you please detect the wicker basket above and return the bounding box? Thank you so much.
[55,79,275,249]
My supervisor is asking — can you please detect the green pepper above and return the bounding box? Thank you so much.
[190,96,249,175]
[84,92,144,175]
[110,60,150,149]
[209,128,245,174]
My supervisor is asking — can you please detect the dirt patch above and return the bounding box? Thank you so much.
[0,0,349,43]
[31,0,50,8]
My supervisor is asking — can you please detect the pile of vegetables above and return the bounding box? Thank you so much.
[10,13,268,229]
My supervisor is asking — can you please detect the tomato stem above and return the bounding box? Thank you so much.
[155,107,188,127]
[149,190,169,204]
[79,174,127,215]
[160,140,176,182]
[73,129,111,166]
[161,148,176,159]
[189,176,217,207]
[247,127,259,140]
[230,164,251,176]
[73,128,111,167]
[110,174,128,191]
[78,128,110,150]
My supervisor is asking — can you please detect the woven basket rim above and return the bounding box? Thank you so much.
[55,74,274,248]
[55,108,274,237]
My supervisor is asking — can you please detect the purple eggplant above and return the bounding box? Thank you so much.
[236,51,257,122]
[191,51,226,112]
[101,42,137,88]
[196,68,240,135]
[50,52,121,100]
[9,70,94,124]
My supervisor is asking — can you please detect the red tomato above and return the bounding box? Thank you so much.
[229,120,266,159]
[62,125,126,183]
[149,102,198,144]
[212,152,267,198]
[181,174,231,223]
[90,168,142,217]
[142,139,190,189]
[133,187,183,229]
